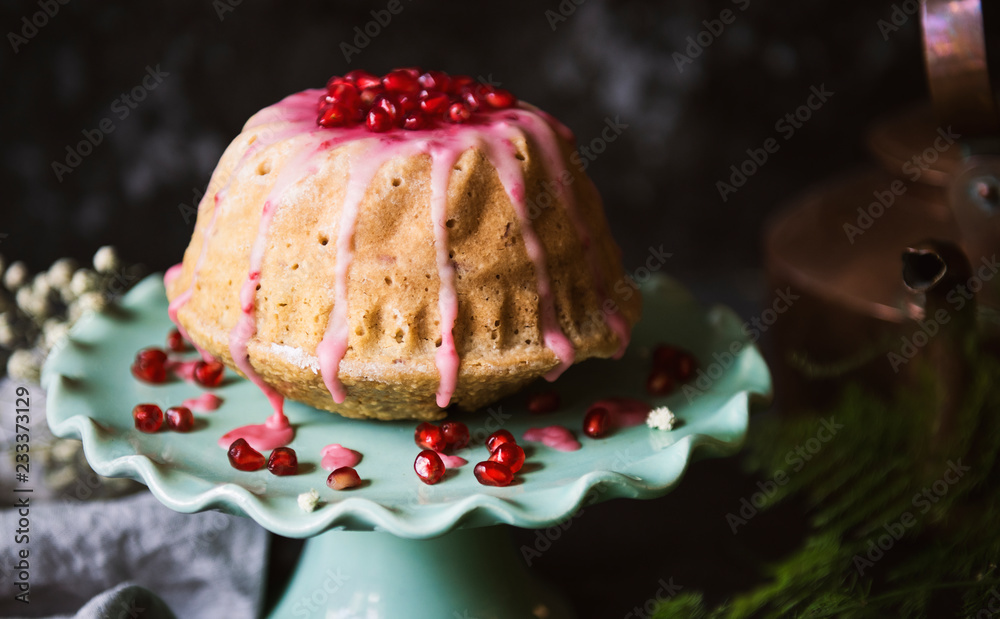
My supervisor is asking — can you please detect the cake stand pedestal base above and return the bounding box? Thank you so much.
[268,525,574,618]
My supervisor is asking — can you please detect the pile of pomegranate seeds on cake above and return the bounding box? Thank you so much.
[317,68,517,132]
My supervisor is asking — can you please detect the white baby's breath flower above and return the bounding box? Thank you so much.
[93,245,120,275]
[0,315,15,347]
[4,261,29,291]
[646,405,677,431]
[69,269,100,298]
[297,489,321,513]
[7,348,43,383]
[43,319,70,351]
[47,258,77,289]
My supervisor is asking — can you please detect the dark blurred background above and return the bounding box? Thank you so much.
[0,0,926,281]
[0,1,932,616]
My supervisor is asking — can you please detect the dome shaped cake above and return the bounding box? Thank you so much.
[165,69,641,421]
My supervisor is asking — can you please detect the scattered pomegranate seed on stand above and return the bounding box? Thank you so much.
[131,348,168,383]
[227,438,265,471]
[486,429,516,452]
[194,360,225,387]
[583,407,610,439]
[328,466,362,490]
[440,421,470,449]
[474,461,514,487]
[414,449,446,485]
[414,422,447,452]
[267,447,299,476]
[488,442,525,473]
[527,390,561,414]
[166,328,188,352]
[646,344,698,395]
[132,404,163,433]
[165,406,194,432]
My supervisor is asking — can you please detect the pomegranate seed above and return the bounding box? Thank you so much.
[414,449,445,485]
[373,95,399,121]
[267,447,299,476]
[131,348,168,383]
[194,360,225,387]
[319,103,353,128]
[527,391,560,414]
[652,344,678,368]
[418,70,450,91]
[447,102,472,123]
[167,329,187,352]
[403,112,426,131]
[646,368,675,396]
[461,90,481,111]
[485,89,516,109]
[327,466,362,490]
[327,83,360,110]
[132,404,163,433]
[488,442,525,473]
[227,438,265,471]
[396,93,420,114]
[420,91,451,115]
[583,406,610,438]
[415,422,446,451]
[441,421,470,449]
[447,75,474,94]
[165,406,194,432]
[383,69,420,94]
[344,70,381,90]
[486,429,516,452]
[137,347,168,364]
[367,107,393,132]
[474,461,513,486]
[359,86,384,106]
[672,352,697,382]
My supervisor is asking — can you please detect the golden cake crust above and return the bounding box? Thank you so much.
[167,95,640,421]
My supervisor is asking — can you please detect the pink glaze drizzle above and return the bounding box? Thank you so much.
[168,360,200,382]
[428,143,461,408]
[437,452,468,469]
[320,444,363,471]
[591,397,652,428]
[517,111,630,358]
[182,393,223,412]
[217,413,294,452]
[523,425,581,451]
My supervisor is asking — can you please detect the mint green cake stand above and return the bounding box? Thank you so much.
[43,275,771,618]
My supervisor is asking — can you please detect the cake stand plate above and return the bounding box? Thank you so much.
[43,275,771,618]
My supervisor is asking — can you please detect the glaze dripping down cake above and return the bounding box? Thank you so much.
[165,68,641,421]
